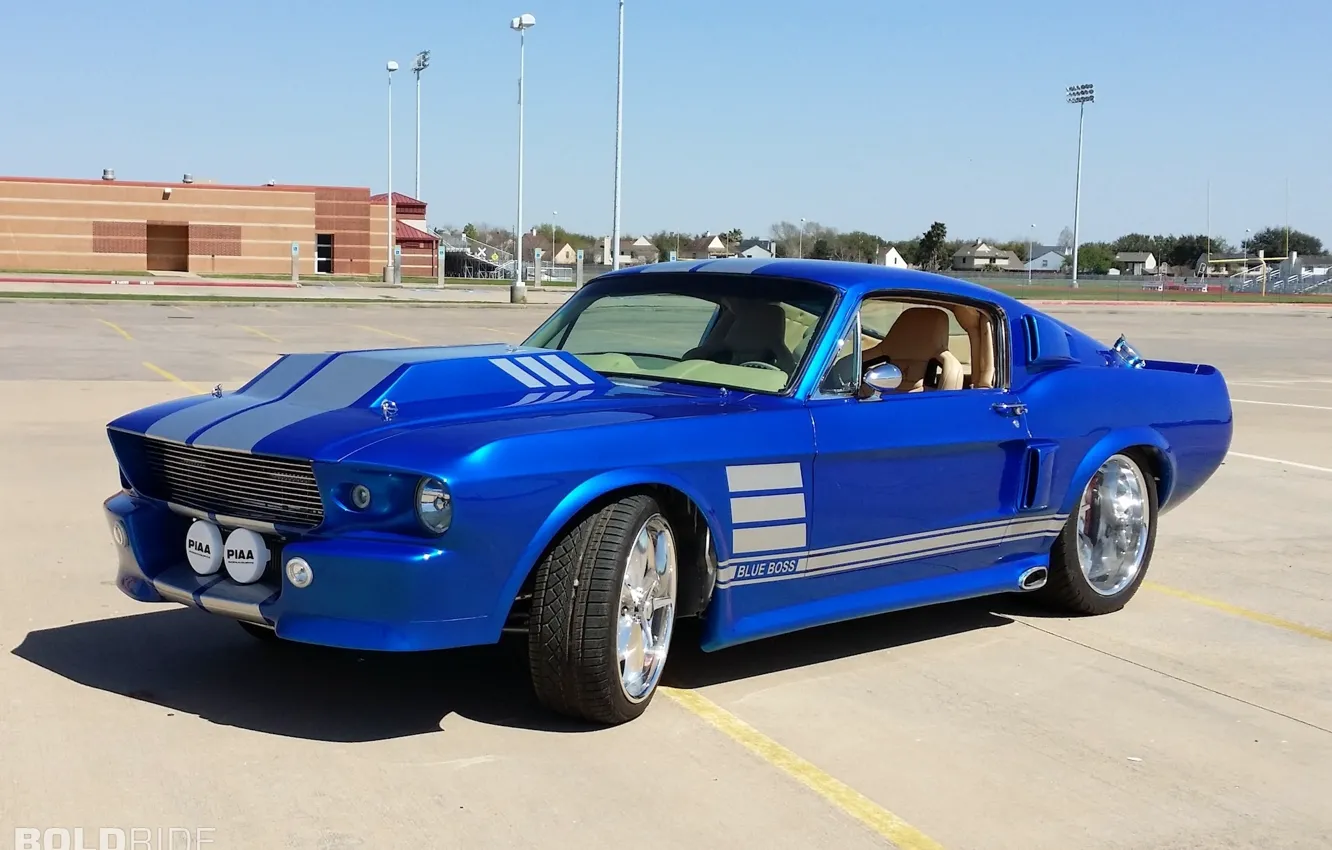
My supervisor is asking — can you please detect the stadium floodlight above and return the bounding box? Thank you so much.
[386,60,399,285]
[1066,83,1094,288]
[412,50,430,201]
[510,14,536,303]
[611,0,625,271]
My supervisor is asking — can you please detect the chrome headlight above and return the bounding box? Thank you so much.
[415,477,453,534]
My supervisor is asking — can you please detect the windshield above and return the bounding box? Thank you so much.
[524,273,838,393]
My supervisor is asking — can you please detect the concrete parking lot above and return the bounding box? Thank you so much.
[2,298,1330,850]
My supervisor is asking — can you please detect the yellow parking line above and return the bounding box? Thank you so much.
[242,325,281,343]
[98,319,133,341]
[661,688,945,850]
[142,361,204,395]
[1146,582,1332,643]
[355,324,422,344]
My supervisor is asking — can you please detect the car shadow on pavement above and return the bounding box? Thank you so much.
[663,596,1014,689]
[12,597,1018,742]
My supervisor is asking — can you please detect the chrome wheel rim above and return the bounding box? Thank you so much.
[617,514,677,703]
[1076,455,1151,596]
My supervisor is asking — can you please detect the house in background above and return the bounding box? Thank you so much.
[1024,244,1068,273]
[877,246,910,268]
[520,230,578,265]
[595,235,659,266]
[737,238,777,259]
[681,232,730,260]
[1114,251,1157,275]
[952,240,1019,271]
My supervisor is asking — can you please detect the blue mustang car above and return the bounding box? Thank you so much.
[102,259,1232,724]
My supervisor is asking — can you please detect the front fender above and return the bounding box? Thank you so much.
[1056,426,1175,517]
[486,466,729,626]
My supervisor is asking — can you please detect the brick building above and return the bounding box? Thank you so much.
[0,173,438,277]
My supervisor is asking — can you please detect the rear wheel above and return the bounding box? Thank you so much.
[1036,452,1157,615]
[527,494,679,724]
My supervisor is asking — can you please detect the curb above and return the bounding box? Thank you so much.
[0,276,301,289]
[1025,299,1332,308]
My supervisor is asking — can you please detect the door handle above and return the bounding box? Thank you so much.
[992,402,1028,416]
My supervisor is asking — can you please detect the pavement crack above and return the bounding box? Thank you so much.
[1016,619,1332,736]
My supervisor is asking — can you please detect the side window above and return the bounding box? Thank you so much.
[818,313,861,394]
[855,295,1000,393]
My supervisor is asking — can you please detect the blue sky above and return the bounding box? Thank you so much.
[3,0,1329,248]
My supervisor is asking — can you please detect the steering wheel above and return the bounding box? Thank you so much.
[738,360,784,372]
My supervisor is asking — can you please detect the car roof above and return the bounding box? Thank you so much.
[594,257,1030,313]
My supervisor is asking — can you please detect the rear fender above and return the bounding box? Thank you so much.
[1058,427,1175,517]
[487,467,728,626]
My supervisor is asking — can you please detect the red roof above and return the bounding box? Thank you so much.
[395,220,437,242]
[371,191,424,206]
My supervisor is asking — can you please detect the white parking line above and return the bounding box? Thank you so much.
[1228,452,1332,474]
[1233,399,1332,411]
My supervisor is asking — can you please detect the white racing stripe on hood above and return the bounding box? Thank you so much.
[144,353,329,442]
[187,352,412,451]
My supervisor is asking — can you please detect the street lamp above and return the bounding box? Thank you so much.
[386,60,399,285]
[1028,223,1035,286]
[1066,82,1094,289]
[798,217,806,258]
[610,0,625,271]
[412,50,430,201]
[510,13,536,304]
[550,210,558,266]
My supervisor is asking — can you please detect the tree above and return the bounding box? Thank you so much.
[723,228,744,252]
[462,223,478,240]
[1074,242,1115,274]
[1112,233,1157,254]
[1057,227,1074,249]
[835,231,884,264]
[917,222,949,271]
[1248,226,1323,258]
[808,238,834,260]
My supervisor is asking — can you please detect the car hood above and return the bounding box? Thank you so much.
[107,343,743,462]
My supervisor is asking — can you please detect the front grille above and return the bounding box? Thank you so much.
[138,438,325,529]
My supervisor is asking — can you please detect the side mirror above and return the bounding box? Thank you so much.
[862,362,903,393]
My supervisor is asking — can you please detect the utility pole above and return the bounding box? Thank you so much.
[412,51,430,201]
[611,0,625,271]
[1066,83,1094,289]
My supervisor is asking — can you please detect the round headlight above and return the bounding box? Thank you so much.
[350,484,372,510]
[415,477,453,534]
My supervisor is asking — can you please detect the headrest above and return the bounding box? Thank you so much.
[882,307,950,361]
[725,301,787,349]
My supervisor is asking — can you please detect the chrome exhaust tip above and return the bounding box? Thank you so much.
[1018,566,1048,591]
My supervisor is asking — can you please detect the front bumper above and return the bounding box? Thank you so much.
[104,491,497,652]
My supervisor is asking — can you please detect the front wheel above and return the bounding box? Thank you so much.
[527,494,679,724]
[1035,452,1158,615]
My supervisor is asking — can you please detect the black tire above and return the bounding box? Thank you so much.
[526,493,675,725]
[1035,452,1158,616]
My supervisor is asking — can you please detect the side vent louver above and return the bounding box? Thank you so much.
[1020,447,1041,510]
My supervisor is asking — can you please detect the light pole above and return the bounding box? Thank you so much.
[1067,83,1094,289]
[611,0,625,271]
[1028,223,1035,285]
[798,217,806,258]
[412,51,430,201]
[386,60,399,285]
[510,13,536,304]
[1242,227,1251,291]
[550,210,558,263]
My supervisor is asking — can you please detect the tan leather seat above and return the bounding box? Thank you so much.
[684,301,796,373]
[862,306,965,392]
